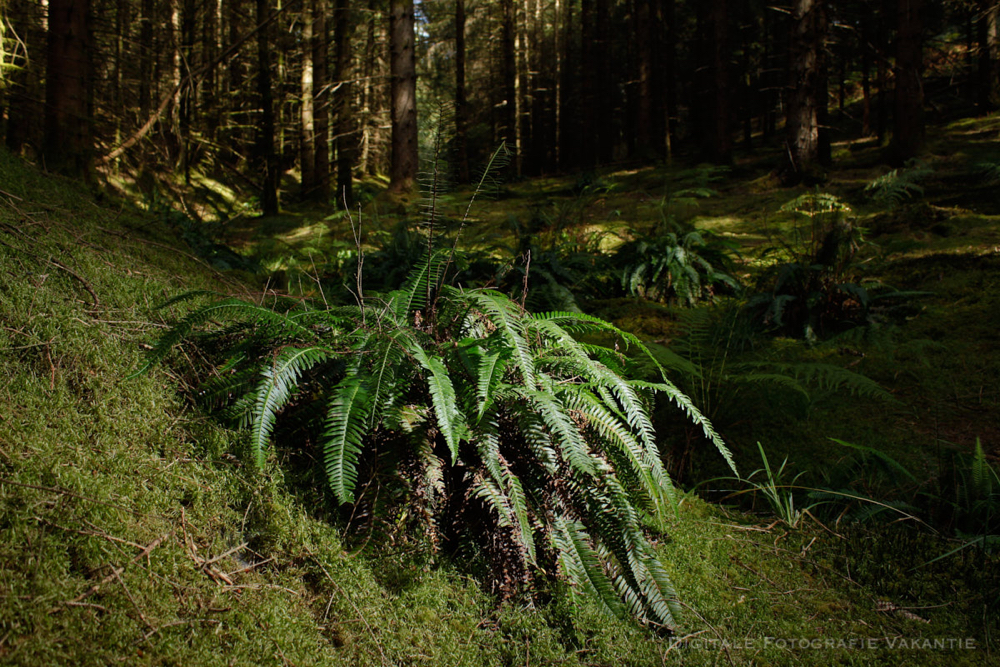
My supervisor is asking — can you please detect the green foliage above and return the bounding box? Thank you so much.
[135,250,736,630]
[746,192,925,341]
[615,231,739,306]
[865,160,933,208]
[741,442,813,527]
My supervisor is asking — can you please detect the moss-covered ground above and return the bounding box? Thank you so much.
[2,114,999,665]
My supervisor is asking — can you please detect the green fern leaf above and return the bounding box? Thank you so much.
[323,376,373,504]
[250,346,332,467]
[407,340,468,463]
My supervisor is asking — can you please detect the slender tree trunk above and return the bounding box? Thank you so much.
[696,0,731,164]
[454,0,470,183]
[580,0,597,167]
[595,0,613,163]
[180,0,196,180]
[978,1,998,113]
[861,35,872,136]
[44,0,91,177]
[300,1,316,196]
[786,0,824,178]
[359,0,377,175]
[876,3,889,142]
[313,0,330,202]
[256,0,279,214]
[558,0,575,168]
[389,0,418,193]
[202,0,220,142]
[890,0,924,163]
[817,1,831,166]
[334,0,355,206]
[635,0,653,157]
[501,0,518,169]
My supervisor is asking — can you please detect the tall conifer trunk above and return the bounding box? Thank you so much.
[256,0,279,214]
[890,0,924,163]
[389,0,418,193]
[44,0,91,177]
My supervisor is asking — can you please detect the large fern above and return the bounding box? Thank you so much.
[134,249,734,631]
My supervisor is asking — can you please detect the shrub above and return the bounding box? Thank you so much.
[133,249,735,630]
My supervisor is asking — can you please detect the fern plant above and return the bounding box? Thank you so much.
[133,249,734,630]
[615,231,739,306]
[864,160,933,208]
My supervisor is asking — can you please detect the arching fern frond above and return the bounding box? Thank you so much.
[250,346,333,466]
[323,376,374,504]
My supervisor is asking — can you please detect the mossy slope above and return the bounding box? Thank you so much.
[0,151,987,665]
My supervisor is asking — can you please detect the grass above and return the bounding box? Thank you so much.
[1,113,999,665]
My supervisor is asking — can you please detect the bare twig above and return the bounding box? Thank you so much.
[52,533,171,613]
[49,260,99,310]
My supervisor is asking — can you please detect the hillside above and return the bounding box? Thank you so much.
[0,148,994,666]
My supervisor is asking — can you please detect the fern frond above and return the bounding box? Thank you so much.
[559,384,675,515]
[250,346,333,466]
[323,376,374,504]
[130,298,318,378]
[552,516,628,619]
[475,350,510,420]
[748,362,895,402]
[520,385,597,479]
[459,288,536,387]
[406,340,468,463]
[632,378,737,476]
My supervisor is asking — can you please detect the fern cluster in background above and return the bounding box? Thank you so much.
[864,160,933,208]
[134,249,735,630]
[615,231,739,305]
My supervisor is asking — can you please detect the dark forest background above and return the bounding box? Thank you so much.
[4,0,998,207]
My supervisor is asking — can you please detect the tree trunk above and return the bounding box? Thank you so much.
[313,0,330,202]
[635,0,653,157]
[334,0,355,207]
[359,0,377,175]
[978,0,998,113]
[389,0,418,194]
[44,0,91,178]
[786,0,824,178]
[256,0,279,214]
[579,0,596,167]
[300,1,316,196]
[890,0,924,163]
[501,0,518,168]
[695,0,731,164]
[454,0,470,183]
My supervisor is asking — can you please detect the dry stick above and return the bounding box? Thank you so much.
[49,259,99,310]
[51,533,171,613]
[99,0,304,164]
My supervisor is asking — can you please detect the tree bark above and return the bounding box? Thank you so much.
[256,0,279,214]
[454,0,470,183]
[389,0,418,194]
[313,0,330,202]
[334,0,355,207]
[5,0,43,155]
[44,0,91,177]
[786,0,824,178]
[501,0,518,167]
[978,0,998,113]
[890,0,924,163]
[300,0,316,196]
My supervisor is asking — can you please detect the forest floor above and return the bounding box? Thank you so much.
[0,116,998,665]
